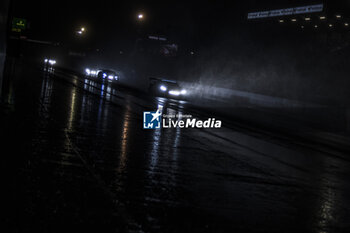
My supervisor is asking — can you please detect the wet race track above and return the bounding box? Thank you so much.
[2,61,350,233]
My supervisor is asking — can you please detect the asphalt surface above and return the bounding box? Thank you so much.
[2,60,350,233]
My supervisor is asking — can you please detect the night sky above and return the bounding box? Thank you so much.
[9,0,350,51]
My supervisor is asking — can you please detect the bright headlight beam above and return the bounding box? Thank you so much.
[48,59,56,65]
[160,85,167,91]
[169,90,180,96]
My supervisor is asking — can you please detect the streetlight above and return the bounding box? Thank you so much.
[137,13,144,21]
[76,26,86,35]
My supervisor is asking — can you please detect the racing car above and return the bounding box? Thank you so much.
[148,78,187,99]
[85,68,119,82]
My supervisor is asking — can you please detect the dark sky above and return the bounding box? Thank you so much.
[10,0,350,50]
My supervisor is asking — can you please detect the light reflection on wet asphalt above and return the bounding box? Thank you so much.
[2,63,350,233]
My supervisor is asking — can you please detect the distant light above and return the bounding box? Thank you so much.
[77,31,82,34]
[181,90,187,95]
[336,15,342,19]
[305,17,311,21]
[314,25,318,28]
[114,76,118,81]
[108,75,114,80]
[138,14,143,19]
[301,25,304,29]
[81,27,85,31]
[291,18,297,22]
[85,68,90,74]
[279,19,284,23]
[190,51,194,55]
[103,73,107,78]
[44,58,48,63]
[345,23,349,26]
[320,16,326,20]
[329,24,333,27]
[160,85,167,91]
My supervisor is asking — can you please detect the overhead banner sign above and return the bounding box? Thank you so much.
[148,35,167,41]
[247,4,324,19]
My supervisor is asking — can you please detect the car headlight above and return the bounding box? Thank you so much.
[169,90,180,96]
[160,85,167,91]
[48,59,56,65]
[108,75,114,80]
[181,89,187,95]
[85,68,91,75]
